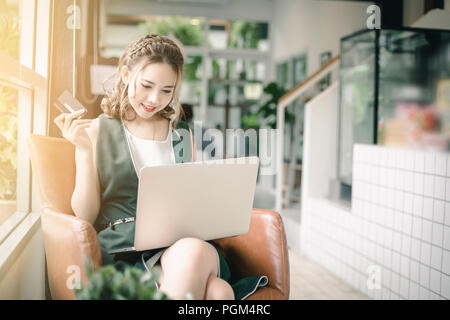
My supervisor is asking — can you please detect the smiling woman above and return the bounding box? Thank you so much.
[122,62,178,131]
[100,42,184,126]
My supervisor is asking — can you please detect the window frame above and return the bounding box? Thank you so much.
[0,0,52,274]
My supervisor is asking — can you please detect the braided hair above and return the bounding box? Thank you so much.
[101,34,185,128]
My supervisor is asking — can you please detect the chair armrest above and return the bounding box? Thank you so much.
[41,207,102,300]
[28,135,76,215]
[212,208,290,300]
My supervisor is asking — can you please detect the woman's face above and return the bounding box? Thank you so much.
[124,62,177,121]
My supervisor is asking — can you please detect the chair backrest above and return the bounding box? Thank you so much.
[28,134,76,215]
[28,134,102,300]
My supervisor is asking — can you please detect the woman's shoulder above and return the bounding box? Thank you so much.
[97,113,118,123]
[95,113,124,136]
[85,114,116,145]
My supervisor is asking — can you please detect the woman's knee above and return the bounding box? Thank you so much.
[162,237,218,272]
[205,276,234,300]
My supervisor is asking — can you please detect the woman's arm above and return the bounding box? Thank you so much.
[71,118,101,225]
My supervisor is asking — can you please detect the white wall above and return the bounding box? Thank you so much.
[301,80,450,300]
[0,222,46,300]
[404,0,450,29]
[302,144,450,300]
[302,82,339,201]
[411,8,450,30]
[403,0,425,26]
[272,0,371,78]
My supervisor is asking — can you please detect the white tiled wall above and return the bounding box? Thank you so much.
[301,144,450,300]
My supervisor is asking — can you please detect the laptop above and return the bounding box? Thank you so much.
[109,156,259,253]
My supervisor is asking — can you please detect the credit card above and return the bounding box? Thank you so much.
[54,90,87,115]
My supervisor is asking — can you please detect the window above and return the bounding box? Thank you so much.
[338,30,376,188]
[0,0,20,227]
[276,61,290,90]
[0,0,20,60]
[0,0,50,242]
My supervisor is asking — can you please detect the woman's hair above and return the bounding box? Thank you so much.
[101,34,185,129]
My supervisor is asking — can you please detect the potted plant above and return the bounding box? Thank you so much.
[243,82,295,130]
[75,259,174,300]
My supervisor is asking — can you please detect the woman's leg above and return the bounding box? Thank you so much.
[204,273,235,300]
[158,237,220,300]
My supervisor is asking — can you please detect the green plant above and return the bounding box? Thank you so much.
[241,112,260,129]
[252,82,295,129]
[75,259,171,300]
[184,55,202,81]
[228,21,266,50]
[140,16,204,82]
[142,16,204,47]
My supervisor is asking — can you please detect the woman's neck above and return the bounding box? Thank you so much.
[123,110,169,140]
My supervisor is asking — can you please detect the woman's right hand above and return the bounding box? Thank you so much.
[54,109,92,151]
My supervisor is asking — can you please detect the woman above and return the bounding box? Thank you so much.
[54,34,267,300]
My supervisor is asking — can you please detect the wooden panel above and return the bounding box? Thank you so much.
[48,0,77,137]
[76,0,104,120]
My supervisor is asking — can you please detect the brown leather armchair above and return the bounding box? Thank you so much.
[28,134,290,300]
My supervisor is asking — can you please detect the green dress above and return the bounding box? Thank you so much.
[94,113,268,300]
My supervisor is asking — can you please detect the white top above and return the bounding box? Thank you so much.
[123,122,176,176]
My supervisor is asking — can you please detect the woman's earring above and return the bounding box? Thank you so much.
[169,99,177,109]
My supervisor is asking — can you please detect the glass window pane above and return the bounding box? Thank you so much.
[0,0,21,60]
[277,62,290,90]
[378,29,450,151]
[209,19,268,51]
[338,30,376,185]
[0,84,18,226]
[293,54,307,85]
